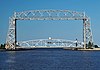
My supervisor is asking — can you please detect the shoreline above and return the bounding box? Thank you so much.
[78,48,100,51]
[1,48,100,51]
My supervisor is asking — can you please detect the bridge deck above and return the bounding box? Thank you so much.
[16,46,83,50]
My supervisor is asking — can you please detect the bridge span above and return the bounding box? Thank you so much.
[17,38,84,49]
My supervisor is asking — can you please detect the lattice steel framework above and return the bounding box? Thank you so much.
[5,10,93,49]
[18,39,83,48]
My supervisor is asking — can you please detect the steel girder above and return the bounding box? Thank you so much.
[14,10,86,20]
[18,39,83,48]
[5,10,93,49]
[83,18,93,48]
[5,17,16,49]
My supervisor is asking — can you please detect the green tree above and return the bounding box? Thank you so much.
[87,41,93,49]
[0,44,5,49]
[94,45,99,48]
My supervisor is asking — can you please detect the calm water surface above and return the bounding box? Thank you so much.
[0,49,100,70]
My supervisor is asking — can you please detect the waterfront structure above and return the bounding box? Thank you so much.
[5,10,93,50]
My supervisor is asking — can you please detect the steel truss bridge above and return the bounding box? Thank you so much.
[18,38,83,48]
[5,10,93,50]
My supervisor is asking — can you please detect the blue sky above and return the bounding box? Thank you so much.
[0,0,100,45]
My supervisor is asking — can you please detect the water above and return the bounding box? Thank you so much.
[0,48,100,70]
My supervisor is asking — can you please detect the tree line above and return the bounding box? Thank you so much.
[0,44,5,49]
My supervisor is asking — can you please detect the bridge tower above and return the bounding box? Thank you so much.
[5,10,93,50]
[5,17,17,49]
